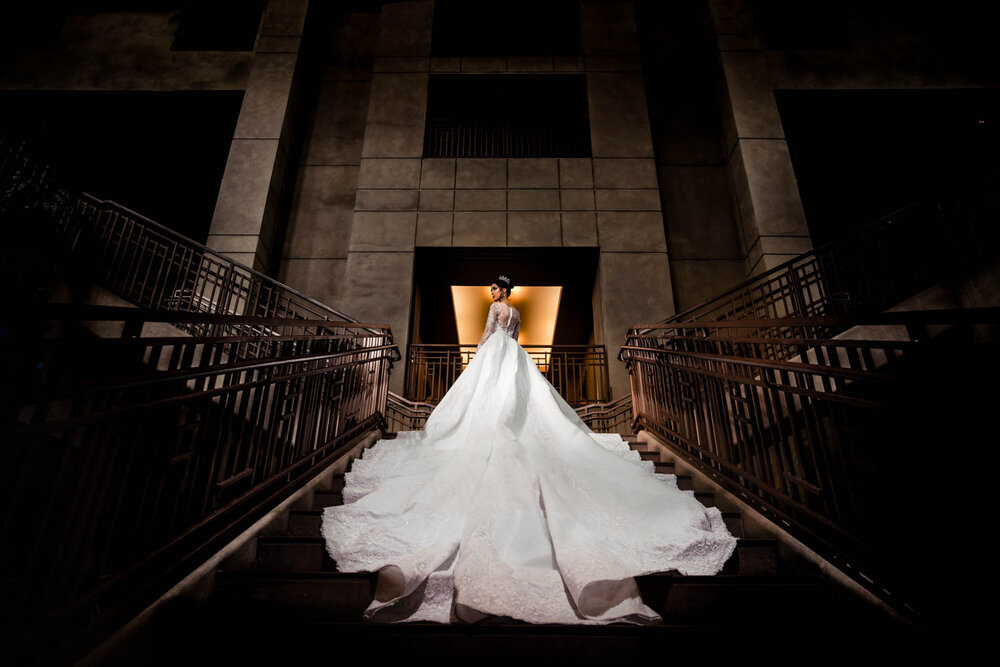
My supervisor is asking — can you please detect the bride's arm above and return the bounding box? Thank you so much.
[476,302,500,350]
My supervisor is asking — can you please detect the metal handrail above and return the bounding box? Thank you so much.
[622,304,1000,623]
[0,135,381,337]
[405,342,611,406]
[0,305,399,664]
[386,390,634,434]
[0,136,402,663]
[652,174,1000,332]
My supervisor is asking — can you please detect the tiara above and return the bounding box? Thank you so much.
[498,274,511,285]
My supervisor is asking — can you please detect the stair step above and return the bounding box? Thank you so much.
[654,461,675,474]
[721,512,744,538]
[255,537,338,572]
[694,491,714,507]
[634,574,826,621]
[728,538,778,576]
[261,508,746,542]
[312,490,344,508]
[200,596,917,664]
[286,510,322,537]
[214,570,807,626]
[639,451,660,462]
[215,571,377,621]
[252,535,772,576]
[674,474,693,491]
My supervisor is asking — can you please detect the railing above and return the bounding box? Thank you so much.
[0,305,400,664]
[386,392,437,432]
[1,136,402,662]
[387,391,633,434]
[574,394,634,434]
[405,343,611,407]
[622,305,1000,621]
[1,136,362,338]
[620,175,1000,622]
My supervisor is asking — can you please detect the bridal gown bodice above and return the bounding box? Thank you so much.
[477,301,520,347]
[321,303,737,625]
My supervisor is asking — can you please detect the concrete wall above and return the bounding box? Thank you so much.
[0,0,310,277]
[705,0,999,276]
[0,10,252,90]
[205,0,311,272]
[634,0,747,313]
[8,0,997,399]
[277,0,673,395]
[276,9,380,310]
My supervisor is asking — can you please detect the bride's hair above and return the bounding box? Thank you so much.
[495,274,515,296]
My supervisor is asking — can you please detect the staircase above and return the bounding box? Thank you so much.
[112,432,916,664]
[3,137,963,663]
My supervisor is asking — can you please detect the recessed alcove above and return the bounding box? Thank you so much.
[410,246,600,347]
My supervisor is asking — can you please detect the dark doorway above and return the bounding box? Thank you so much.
[775,89,1000,247]
[0,89,243,244]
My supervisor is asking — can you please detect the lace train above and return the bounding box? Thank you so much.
[321,329,738,624]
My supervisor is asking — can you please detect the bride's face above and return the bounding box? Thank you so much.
[490,283,502,301]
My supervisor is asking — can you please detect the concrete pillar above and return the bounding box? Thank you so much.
[206,0,309,271]
[708,0,813,275]
[277,10,380,317]
[340,0,433,395]
[582,0,674,397]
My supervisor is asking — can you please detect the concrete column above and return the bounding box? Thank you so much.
[277,10,380,316]
[206,0,309,271]
[341,0,433,394]
[582,0,675,397]
[708,0,813,275]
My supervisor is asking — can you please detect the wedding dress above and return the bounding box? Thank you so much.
[320,300,737,625]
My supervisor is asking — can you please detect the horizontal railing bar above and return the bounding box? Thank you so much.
[620,345,897,382]
[76,193,359,323]
[25,302,394,331]
[631,306,1000,330]
[625,333,920,350]
[658,200,923,325]
[8,346,402,407]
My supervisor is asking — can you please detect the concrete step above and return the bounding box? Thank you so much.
[285,510,323,537]
[214,570,815,626]
[312,490,344,508]
[312,488,717,513]
[721,512,744,538]
[634,574,827,621]
[196,601,917,664]
[252,536,774,576]
[654,461,675,474]
[269,508,744,543]
[254,537,339,573]
[694,491,715,507]
[214,571,376,621]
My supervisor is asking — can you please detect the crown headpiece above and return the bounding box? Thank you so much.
[498,274,511,285]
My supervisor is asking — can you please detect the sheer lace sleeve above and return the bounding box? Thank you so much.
[477,302,501,349]
[512,314,520,341]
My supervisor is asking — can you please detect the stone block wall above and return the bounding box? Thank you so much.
[303,0,676,395]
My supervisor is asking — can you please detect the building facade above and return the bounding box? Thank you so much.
[3,0,996,396]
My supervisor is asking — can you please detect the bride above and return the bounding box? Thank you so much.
[321,274,737,625]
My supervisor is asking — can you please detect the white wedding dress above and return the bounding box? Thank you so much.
[321,300,737,625]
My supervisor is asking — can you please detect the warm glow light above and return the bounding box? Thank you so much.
[451,285,563,347]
